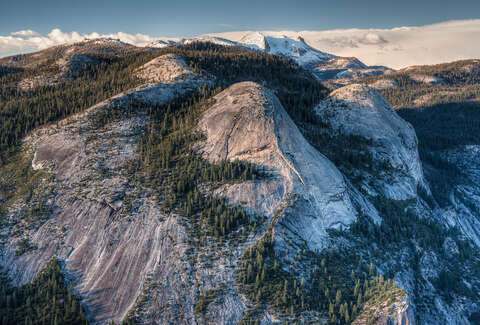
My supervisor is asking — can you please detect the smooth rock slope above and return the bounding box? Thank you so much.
[315,84,427,200]
[197,81,363,250]
[0,54,213,324]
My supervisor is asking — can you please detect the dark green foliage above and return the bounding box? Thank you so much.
[194,289,218,317]
[397,101,480,208]
[15,238,38,256]
[121,88,263,241]
[0,153,52,229]
[0,51,160,164]
[237,232,403,324]
[435,269,461,302]
[154,42,328,127]
[399,102,480,151]
[0,258,88,325]
[0,66,24,78]
[469,311,480,324]
[349,197,448,250]
[349,195,477,263]
[302,127,385,183]
[342,198,480,311]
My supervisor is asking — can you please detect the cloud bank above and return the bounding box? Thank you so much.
[0,29,158,58]
[214,19,480,69]
[1,20,480,69]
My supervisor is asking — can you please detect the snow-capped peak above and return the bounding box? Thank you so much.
[146,32,334,67]
[147,39,180,48]
[237,32,334,65]
[238,31,268,50]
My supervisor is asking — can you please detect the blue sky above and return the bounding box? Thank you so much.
[1,0,480,37]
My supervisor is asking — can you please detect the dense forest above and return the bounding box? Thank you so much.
[0,52,157,163]
[0,259,87,325]
[236,230,404,325]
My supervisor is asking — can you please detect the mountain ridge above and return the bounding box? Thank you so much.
[0,41,479,324]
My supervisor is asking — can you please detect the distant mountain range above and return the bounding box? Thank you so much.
[147,32,392,83]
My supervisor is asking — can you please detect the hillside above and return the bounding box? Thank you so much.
[0,41,479,325]
[364,60,480,249]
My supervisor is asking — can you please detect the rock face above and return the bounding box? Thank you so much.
[0,54,213,324]
[3,106,169,323]
[409,74,444,85]
[387,300,415,325]
[370,78,398,90]
[353,298,415,325]
[315,84,427,200]
[437,145,480,247]
[136,53,211,84]
[197,81,363,250]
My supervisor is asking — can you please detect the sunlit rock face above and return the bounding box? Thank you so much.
[197,81,362,250]
[315,84,427,201]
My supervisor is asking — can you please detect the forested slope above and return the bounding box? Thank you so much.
[0,41,479,324]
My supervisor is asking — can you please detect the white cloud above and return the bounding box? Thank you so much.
[11,30,39,37]
[213,19,480,69]
[0,29,159,58]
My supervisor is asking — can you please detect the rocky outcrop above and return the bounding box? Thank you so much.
[437,145,480,247]
[0,55,214,324]
[353,298,415,325]
[196,81,371,251]
[409,74,444,85]
[369,78,398,90]
[315,84,427,200]
[136,53,213,84]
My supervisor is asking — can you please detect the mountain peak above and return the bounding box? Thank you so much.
[79,37,133,47]
[236,32,333,65]
[197,81,360,248]
[317,83,426,200]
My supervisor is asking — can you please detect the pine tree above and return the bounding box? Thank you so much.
[335,289,342,306]
[282,280,288,304]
